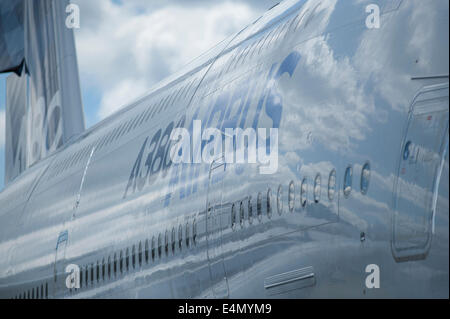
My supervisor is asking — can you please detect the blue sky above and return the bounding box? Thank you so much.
[0,0,278,191]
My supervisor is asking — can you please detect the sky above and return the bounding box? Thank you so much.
[0,0,279,191]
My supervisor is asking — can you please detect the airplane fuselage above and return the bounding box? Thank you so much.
[0,0,449,298]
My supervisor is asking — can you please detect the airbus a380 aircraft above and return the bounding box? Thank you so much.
[0,0,448,299]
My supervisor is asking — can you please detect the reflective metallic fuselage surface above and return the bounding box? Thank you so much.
[0,0,448,299]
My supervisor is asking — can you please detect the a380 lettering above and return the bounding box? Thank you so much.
[124,116,185,198]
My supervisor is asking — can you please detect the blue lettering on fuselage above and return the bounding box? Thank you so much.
[124,50,301,207]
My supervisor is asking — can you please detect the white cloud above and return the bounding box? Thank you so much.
[0,110,5,149]
[74,0,262,120]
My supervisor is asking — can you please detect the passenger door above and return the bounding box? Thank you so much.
[205,155,230,298]
[392,83,449,261]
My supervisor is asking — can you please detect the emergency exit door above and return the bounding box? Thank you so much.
[392,83,449,261]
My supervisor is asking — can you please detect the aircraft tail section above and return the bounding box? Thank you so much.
[1,0,85,185]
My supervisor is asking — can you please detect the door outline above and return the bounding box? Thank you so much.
[205,154,230,298]
[54,229,68,296]
[391,82,449,262]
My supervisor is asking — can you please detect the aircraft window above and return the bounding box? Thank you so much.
[249,40,259,57]
[295,9,309,31]
[185,222,190,247]
[225,52,238,73]
[103,130,113,146]
[152,236,157,260]
[90,264,94,284]
[167,91,178,110]
[144,105,154,122]
[114,253,117,275]
[236,46,249,66]
[116,122,127,138]
[248,196,253,224]
[288,13,300,31]
[175,87,184,102]
[239,201,245,227]
[96,261,100,282]
[150,103,159,119]
[132,114,142,131]
[231,203,237,229]
[171,227,176,254]
[343,165,353,198]
[178,225,183,250]
[301,178,308,208]
[126,248,130,271]
[79,147,88,162]
[277,184,283,215]
[193,219,197,245]
[76,149,84,164]
[165,230,169,256]
[314,174,321,203]
[328,169,336,201]
[120,251,123,273]
[282,18,293,40]
[132,245,136,269]
[158,234,162,258]
[137,111,147,127]
[123,119,133,135]
[45,283,48,298]
[278,21,289,40]
[99,134,109,149]
[138,241,142,266]
[268,24,282,47]
[145,239,149,263]
[73,150,82,166]
[360,162,371,195]
[183,82,192,99]
[163,95,172,112]
[105,129,115,146]
[288,181,295,212]
[102,259,105,281]
[133,113,143,130]
[267,188,272,218]
[240,45,252,65]
[108,256,111,279]
[126,116,137,134]
[80,267,83,288]
[85,266,89,286]
[178,86,187,100]
[258,31,272,55]
[237,46,250,67]
[229,53,240,70]
[159,96,169,113]
[154,99,164,115]
[112,127,121,142]
[188,80,197,97]
[257,192,262,221]
[252,35,265,57]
